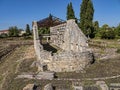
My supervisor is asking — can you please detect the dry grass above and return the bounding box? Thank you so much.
[0,44,38,90]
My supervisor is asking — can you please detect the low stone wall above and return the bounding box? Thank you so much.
[47,51,93,72]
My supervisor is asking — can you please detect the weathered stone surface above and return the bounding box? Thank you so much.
[47,51,93,72]
[23,84,34,90]
[72,81,83,90]
[96,81,108,90]
[109,83,120,90]
[50,23,66,48]
[32,19,94,72]
[33,21,43,60]
[44,83,53,90]
[62,19,88,52]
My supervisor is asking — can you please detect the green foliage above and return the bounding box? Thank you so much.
[80,0,94,37]
[25,24,31,36]
[38,27,50,35]
[93,21,99,35]
[0,33,8,38]
[8,26,19,37]
[115,24,120,36]
[100,25,116,39]
[80,0,89,32]
[93,21,100,38]
[66,2,75,20]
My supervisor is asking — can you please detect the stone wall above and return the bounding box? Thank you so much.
[33,19,94,72]
[50,23,66,48]
[47,51,93,72]
[50,19,89,52]
[62,20,88,52]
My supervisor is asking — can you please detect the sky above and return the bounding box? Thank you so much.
[0,0,120,30]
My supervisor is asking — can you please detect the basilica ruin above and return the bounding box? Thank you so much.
[33,18,94,72]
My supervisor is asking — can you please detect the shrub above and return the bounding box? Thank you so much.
[0,33,8,38]
[100,28,115,39]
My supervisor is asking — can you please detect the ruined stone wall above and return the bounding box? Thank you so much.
[47,51,93,72]
[50,20,89,52]
[33,19,93,72]
[50,23,66,49]
[62,19,88,52]
[33,21,52,71]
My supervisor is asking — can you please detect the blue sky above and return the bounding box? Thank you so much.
[0,0,120,30]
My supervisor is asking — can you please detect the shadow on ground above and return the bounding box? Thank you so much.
[42,43,57,53]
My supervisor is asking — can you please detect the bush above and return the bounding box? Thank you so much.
[0,33,8,38]
[100,28,115,39]
[8,26,19,37]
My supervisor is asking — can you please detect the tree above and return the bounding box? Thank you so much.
[66,2,75,20]
[80,0,89,33]
[8,26,19,37]
[100,24,115,39]
[93,21,99,31]
[93,21,99,37]
[0,33,8,38]
[102,24,109,29]
[116,24,120,36]
[80,0,94,37]
[38,27,50,35]
[26,24,31,35]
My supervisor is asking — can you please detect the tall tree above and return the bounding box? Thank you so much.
[80,0,89,33]
[26,24,31,35]
[93,21,99,37]
[93,21,99,31]
[80,0,94,38]
[66,2,75,20]
[66,3,70,20]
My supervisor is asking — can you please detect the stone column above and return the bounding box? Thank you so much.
[32,21,43,60]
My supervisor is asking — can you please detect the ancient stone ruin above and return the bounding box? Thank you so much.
[33,19,94,72]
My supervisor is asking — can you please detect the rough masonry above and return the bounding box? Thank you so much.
[33,19,94,72]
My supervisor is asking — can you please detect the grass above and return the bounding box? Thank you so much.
[105,77,120,85]
[90,39,120,48]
